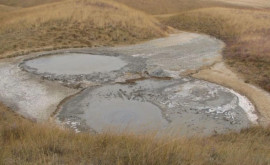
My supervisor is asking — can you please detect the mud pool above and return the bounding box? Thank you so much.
[0,33,259,136]
[57,79,255,135]
[24,53,127,75]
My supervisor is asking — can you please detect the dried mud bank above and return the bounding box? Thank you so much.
[0,32,262,136]
[0,56,78,121]
[193,62,270,126]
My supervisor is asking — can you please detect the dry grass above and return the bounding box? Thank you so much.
[0,103,269,165]
[114,0,236,15]
[115,0,268,15]
[0,0,63,7]
[162,7,270,92]
[213,0,270,9]
[0,4,18,13]
[0,0,166,58]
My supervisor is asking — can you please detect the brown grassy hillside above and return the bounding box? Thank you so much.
[0,0,63,7]
[115,0,233,14]
[214,0,270,9]
[0,4,18,13]
[162,8,270,92]
[0,0,166,58]
[115,0,268,15]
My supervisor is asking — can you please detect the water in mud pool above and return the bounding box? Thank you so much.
[24,53,127,75]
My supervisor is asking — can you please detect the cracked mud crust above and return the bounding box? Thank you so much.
[193,62,270,126]
[0,32,262,136]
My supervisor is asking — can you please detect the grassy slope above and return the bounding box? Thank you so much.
[0,4,18,13]
[1,103,270,164]
[0,0,166,58]
[114,0,234,14]
[0,0,63,7]
[115,0,268,15]
[213,0,270,8]
[161,8,270,92]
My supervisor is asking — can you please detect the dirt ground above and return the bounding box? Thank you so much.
[193,62,270,126]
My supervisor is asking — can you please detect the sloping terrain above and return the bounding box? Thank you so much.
[162,8,270,92]
[115,0,270,93]
[0,0,166,58]
[214,0,270,8]
[0,0,63,7]
[0,4,19,17]
[0,4,18,12]
[115,0,269,15]
[115,0,233,14]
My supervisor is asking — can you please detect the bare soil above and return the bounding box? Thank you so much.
[193,62,270,126]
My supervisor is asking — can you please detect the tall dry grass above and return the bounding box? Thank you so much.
[0,0,63,7]
[162,7,270,92]
[0,0,166,58]
[0,4,18,13]
[213,0,270,9]
[0,103,270,165]
[114,0,236,15]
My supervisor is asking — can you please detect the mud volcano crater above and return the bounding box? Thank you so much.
[20,51,258,136]
[20,53,138,87]
[23,53,127,75]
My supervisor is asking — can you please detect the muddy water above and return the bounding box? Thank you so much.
[24,53,127,75]
[12,33,258,136]
[57,79,252,136]
[60,94,167,133]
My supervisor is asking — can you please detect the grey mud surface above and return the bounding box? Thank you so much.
[0,32,258,136]
[58,79,252,136]
[24,54,127,75]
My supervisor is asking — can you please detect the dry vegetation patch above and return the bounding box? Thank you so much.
[0,103,270,164]
[213,0,270,9]
[0,0,166,58]
[114,0,235,14]
[0,4,18,13]
[162,8,270,92]
[0,0,63,7]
